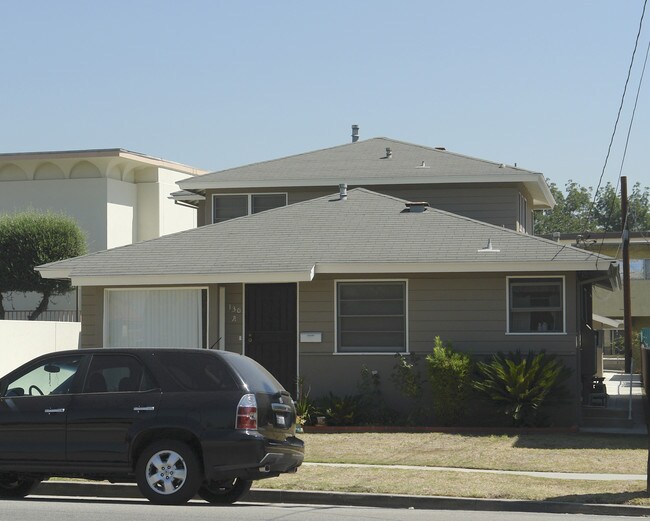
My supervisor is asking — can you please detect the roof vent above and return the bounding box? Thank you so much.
[385,147,392,159]
[351,125,359,143]
[478,239,500,253]
[435,147,446,151]
[498,163,505,168]
[416,161,430,169]
[339,183,348,200]
[405,201,428,213]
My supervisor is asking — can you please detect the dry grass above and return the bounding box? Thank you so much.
[300,432,648,474]
[251,432,650,505]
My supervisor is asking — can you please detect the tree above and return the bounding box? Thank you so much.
[534,179,650,235]
[0,212,87,320]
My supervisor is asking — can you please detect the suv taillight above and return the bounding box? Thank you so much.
[236,394,258,430]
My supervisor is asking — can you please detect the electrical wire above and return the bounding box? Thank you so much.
[585,0,648,239]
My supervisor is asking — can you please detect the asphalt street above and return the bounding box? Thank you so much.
[1,498,645,521]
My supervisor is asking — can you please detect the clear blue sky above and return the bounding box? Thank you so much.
[2,1,649,191]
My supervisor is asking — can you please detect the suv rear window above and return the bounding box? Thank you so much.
[223,353,284,394]
[156,351,238,391]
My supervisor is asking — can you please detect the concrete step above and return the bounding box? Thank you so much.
[581,416,634,429]
[581,405,629,420]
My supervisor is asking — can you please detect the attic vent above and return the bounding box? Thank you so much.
[405,202,428,213]
[478,239,500,253]
[385,147,392,158]
[416,161,430,169]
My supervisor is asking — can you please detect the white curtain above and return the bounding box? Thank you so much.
[106,289,202,348]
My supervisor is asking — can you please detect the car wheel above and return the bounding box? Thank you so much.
[0,474,40,498]
[198,478,252,504]
[135,440,202,505]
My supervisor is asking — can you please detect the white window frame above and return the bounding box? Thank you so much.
[334,279,409,355]
[103,287,209,348]
[506,276,566,335]
[212,192,288,224]
[518,192,528,233]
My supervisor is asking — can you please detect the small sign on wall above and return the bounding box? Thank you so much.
[300,332,322,343]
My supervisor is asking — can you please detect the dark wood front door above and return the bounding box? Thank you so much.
[245,283,297,396]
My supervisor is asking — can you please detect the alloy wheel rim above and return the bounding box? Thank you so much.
[145,450,188,495]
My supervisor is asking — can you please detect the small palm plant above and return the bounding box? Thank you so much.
[473,350,569,427]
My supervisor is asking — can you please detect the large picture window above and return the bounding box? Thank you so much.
[105,288,207,348]
[508,277,564,333]
[336,281,406,353]
[213,193,287,223]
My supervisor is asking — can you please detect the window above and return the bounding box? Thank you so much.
[630,259,650,280]
[83,354,157,393]
[156,352,238,391]
[213,195,248,223]
[336,281,406,353]
[212,193,287,223]
[105,288,207,348]
[508,277,564,333]
[518,193,528,233]
[3,355,83,397]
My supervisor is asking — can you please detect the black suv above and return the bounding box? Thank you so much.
[0,348,304,505]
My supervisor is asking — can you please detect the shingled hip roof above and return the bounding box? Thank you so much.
[38,188,613,286]
[177,137,554,208]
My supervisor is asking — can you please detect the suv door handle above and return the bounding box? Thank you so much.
[133,406,155,412]
[45,408,65,414]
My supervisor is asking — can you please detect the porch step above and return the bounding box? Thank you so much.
[581,405,634,430]
[581,405,629,420]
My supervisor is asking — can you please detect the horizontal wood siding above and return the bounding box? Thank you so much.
[201,185,522,230]
[225,283,244,354]
[80,286,104,348]
[298,273,578,401]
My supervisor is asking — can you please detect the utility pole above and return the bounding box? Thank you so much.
[622,176,633,373]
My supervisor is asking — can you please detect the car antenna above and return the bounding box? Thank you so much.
[208,337,222,350]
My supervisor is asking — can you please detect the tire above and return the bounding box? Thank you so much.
[135,440,202,505]
[198,478,252,504]
[0,474,40,498]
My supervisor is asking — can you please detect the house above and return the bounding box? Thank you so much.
[0,148,207,319]
[547,232,650,366]
[38,179,617,425]
[175,136,553,235]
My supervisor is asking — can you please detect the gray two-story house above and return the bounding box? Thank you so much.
[38,135,617,425]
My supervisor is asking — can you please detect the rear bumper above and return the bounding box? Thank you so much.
[202,431,304,481]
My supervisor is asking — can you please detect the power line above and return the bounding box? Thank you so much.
[585,0,648,236]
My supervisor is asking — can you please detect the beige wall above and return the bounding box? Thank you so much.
[0,320,81,375]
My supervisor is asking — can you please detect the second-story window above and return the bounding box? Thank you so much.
[213,193,287,224]
[518,193,528,233]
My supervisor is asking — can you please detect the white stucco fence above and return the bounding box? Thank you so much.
[0,320,81,376]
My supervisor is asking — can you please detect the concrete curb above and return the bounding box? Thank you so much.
[33,481,650,517]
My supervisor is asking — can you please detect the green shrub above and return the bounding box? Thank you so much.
[294,378,315,426]
[425,337,472,426]
[316,392,360,426]
[473,350,569,427]
[392,353,429,424]
[356,365,396,425]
